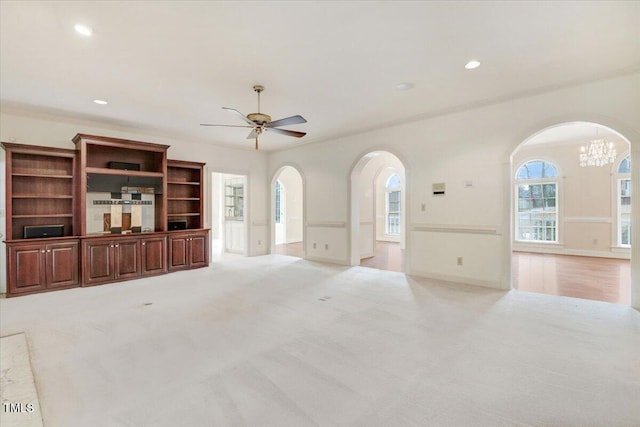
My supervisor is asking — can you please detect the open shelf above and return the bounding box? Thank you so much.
[168,181,200,185]
[85,167,164,178]
[167,161,204,230]
[12,173,73,179]
[13,194,73,199]
[13,214,73,218]
[3,143,77,240]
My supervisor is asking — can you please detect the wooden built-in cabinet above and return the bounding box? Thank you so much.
[83,234,169,285]
[2,143,77,240]
[7,239,79,295]
[2,135,209,297]
[167,160,205,230]
[168,230,209,271]
[141,235,167,277]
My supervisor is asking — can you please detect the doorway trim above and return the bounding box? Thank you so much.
[506,119,638,308]
[269,162,306,257]
[348,148,410,272]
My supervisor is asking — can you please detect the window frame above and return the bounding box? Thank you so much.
[385,174,401,236]
[514,159,560,244]
[615,155,631,248]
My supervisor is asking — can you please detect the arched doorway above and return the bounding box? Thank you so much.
[350,151,407,272]
[271,165,304,258]
[511,122,632,304]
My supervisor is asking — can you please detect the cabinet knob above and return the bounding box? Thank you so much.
[41,250,45,253]
[142,242,146,246]
[110,245,114,248]
[47,250,51,253]
[115,244,119,247]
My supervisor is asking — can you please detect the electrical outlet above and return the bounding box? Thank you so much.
[592,239,598,245]
[325,244,329,250]
[258,240,262,245]
[313,243,317,249]
[421,203,426,212]
[457,257,463,266]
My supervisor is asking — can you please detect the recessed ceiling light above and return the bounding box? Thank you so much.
[93,99,108,105]
[465,60,481,70]
[74,24,93,37]
[395,82,414,91]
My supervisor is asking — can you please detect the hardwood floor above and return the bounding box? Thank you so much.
[275,242,303,258]
[276,243,630,305]
[512,251,631,305]
[360,241,404,272]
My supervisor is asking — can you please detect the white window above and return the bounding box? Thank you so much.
[515,160,558,242]
[274,180,282,224]
[617,156,631,247]
[386,174,401,235]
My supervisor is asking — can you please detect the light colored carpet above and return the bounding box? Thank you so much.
[0,333,43,427]
[1,255,639,426]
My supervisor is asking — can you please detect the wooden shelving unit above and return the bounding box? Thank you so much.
[167,160,205,229]
[73,134,169,234]
[2,136,209,297]
[2,143,77,240]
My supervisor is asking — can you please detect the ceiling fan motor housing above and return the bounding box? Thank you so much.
[247,113,271,125]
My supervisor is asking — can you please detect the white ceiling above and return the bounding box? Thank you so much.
[1,1,639,151]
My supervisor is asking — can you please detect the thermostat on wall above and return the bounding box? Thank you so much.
[432,182,446,196]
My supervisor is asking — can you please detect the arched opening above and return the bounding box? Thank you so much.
[271,165,304,258]
[350,151,406,272]
[511,122,632,304]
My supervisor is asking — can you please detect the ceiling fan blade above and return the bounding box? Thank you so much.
[222,107,256,126]
[265,115,307,128]
[200,123,254,128]
[247,129,257,140]
[265,127,306,138]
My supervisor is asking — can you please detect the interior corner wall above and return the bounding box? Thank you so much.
[268,73,640,299]
[0,110,270,263]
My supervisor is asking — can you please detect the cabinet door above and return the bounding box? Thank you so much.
[168,234,190,271]
[115,239,141,280]
[46,241,79,288]
[84,240,115,285]
[141,236,167,276]
[8,244,46,294]
[190,232,208,269]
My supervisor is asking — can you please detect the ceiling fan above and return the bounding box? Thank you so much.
[201,85,307,150]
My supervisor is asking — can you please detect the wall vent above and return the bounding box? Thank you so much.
[432,182,446,196]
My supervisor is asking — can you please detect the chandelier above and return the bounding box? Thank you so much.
[579,129,616,167]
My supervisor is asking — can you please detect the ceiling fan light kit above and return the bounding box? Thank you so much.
[201,84,307,150]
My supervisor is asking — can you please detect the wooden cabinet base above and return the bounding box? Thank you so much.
[7,239,80,296]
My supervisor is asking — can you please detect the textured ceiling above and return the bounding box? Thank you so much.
[1,1,639,151]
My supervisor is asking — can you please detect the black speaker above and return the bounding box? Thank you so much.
[108,161,140,171]
[168,220,187,230]
[24,225,64,239]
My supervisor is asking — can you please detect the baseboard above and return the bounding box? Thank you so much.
[409,269,505,290]
[305,254,349,266]
[513,246,630,260]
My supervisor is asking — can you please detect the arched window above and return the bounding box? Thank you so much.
[515,160,558,242]
[386,174,401,235]
[617,156,631,246]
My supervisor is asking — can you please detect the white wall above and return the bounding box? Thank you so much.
[267,73,640,308]
[512,137,631,258]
